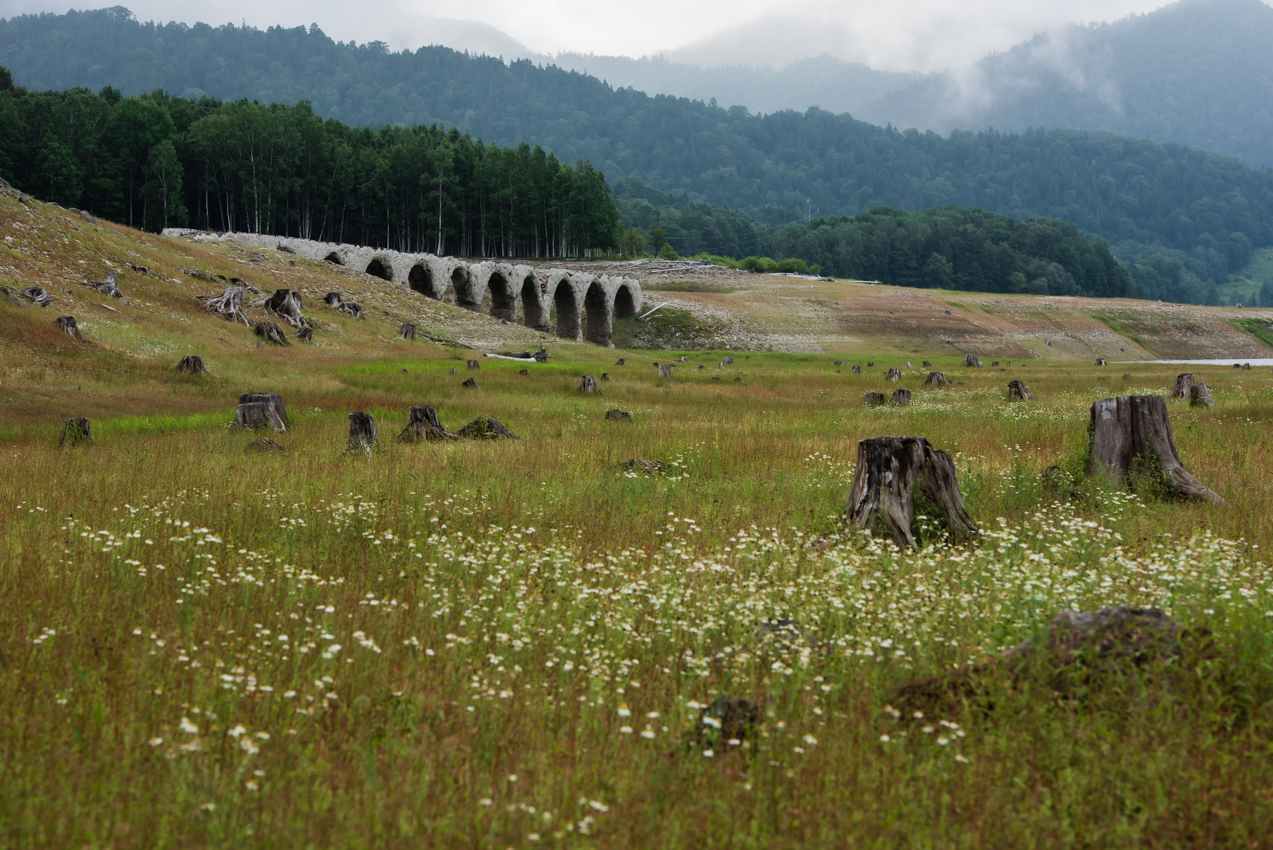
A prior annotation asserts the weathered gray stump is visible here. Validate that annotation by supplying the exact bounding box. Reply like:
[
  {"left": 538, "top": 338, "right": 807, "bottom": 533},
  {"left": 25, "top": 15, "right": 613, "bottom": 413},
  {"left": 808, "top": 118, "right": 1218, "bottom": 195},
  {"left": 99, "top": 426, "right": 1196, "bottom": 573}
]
[
  {"left": 449, "top": 367, "right": 458, "bottom": 375},
  {"left": 176, "top": 355, "right": 206, "bottom": 375},
  {"left": 297, "top": 326, "right": 313, "bottom": 342},
  {"left": 845, "top": 436, "right": 979, "bottom": 548},
  {"left": 922, "top": 360, "right": 932, "bottom": 367},
  {"left": 519, "top": 369, "right": 529, "bottom": 376},
  {"left": 963, "top": 354, "right": 981, "bottom": 368},
  {"left": 1189, "top": 382, "right": 1215, "bottom": 408},
  {"left": 0, "top": 285, "right": 25, "bottom": 308},
  {"left": 81, "top": 272, "right": 127, "bottom": 303},
  {"left": 1169, "top": 373, "right": 1196, "bottom": 400},
  {"left": 601, "top": 373, "right": 612, "bottom": 381},
  {"left": 834, "top": 359, "right": 842, "bottom": 366},
  {"left": 723, "top": 356, "right": 734, "bottom": 365},
  {"left": 396, "top": 405, "right": 456, "bottom": 442},
  {"left": 55, "top": 315, "right": 85, "bottom": 340},
  {"left": 533, "top": 347, "right": 549, "bottom": 362},
  {"left": 658, "top": 364, "right": 674, "bottom": 378},
  {"left": 864, "top": 391, "right": 887, "bottom": 406},
  {"left": 1007, "top": 379, "right": 1036, "bottom": 401},
  {"left": 1123, "top": 373, "right": 1131, "bottom": 380},
  {"left": 734, "top": 376, "right": 742, "bottom": 382},
  {"left": 323, "top": 292, "right": 343, "bottom": 308},
  {"left": 198, "top": 286, "right": 251, "bottom": 325},
  {"left": 254, "top": 321, "right": 288, "bottom": 345},
  {"left": 346, "top": 412, "right": 377, "bottom": 453},
  {"left": 615, "top": 358, "right": 625, "bottom": 366},
  {"left": 886, "top": 367, "right": 901, "bottom": 381},
  {"left": 925, "top": 371, "right": 949, "bottom": 386},
  {"left": 1096, "top": 358, "right": 1107, "bottom": 366},
  {"left": 905, "top": 361, "right": 912, "bottom": 368},
  {"left": 462, "top": 377, "right": 478, "bottom": 388},
  {"left": 867, "top": 361, "right": 875, "bottom": 367},
  {"left": 1087, "top": 395, "right": 1222, "bottom": 504},
  {"left": 891, "top": 388, "right": 912, "bottom": 406},
  {"left": 851, "top": 365, "right": 862, "bottom": 375},
  {"left": 60, "top": 417, "right": 93, "bottom": 446},
  {"left": 579, "top": 375, "right": 602, "bottom": 394},
  {"left": 341, "top": 301, "right": 363, "bottom": 319},
  {"left": 990, "top": 361, "right": 999, "bottom": 367},
  {"left": 233, "top": 402, "right": 285, "bottom": 431},
  {"left": 678, "top": 356, "right": 689, "bottom": 363},
  {"left": 399, "top": 323, "right": 417, "bottom": 340},
  {"left": 466, "top": 359, "right": 481, "bottom": 370},
  {"left": 457, "top": 417, "right": 517, "bottom": 439},
  {"left": 24, "top": 286, "right": 55, "bottom": 307},
  {"left": 605, "top": 409, "right": 633, "bottom": 423},
  {"left": 239, "top": 392, "right": 289, "bottom": 428},
  {"left": 265, "top": 289, "right": 307, "bottom": 329},
  {"left": 1242, "top": 363, "right": 1252, "bottom": 371}
]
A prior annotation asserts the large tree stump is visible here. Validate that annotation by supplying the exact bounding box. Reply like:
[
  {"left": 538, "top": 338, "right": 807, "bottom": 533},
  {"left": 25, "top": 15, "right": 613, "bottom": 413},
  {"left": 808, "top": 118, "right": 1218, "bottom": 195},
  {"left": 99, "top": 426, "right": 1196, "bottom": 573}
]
[
  {"left": 21, "top": 286, "right": 54, "bottom": 307},
  {"left": 579, "top": 375, "right": 601, "bottom": 393},
  {"left": 658, "top": 364, "right": 674, "bottom": 378},
  {"left": 176, "top": 355, "right": 207, "bottom": 375},
  {"left": 397, "top": 405, "right": 457, "bottom": 442},
  {"left": 466, "top": 359, "right": 481, "bottom": 370},
  {"left": 323, "top": 292, "right": 343, "bottom": 308},
  {"left": 239, "top": 392, "right": 289, "bottom": 428},
  {"left": 891, "top": 388, "right": 912, "bottom": 406},
  {"left": 606, "top": 409, "right": 633, "bottom": 422},
  {"left": 922, "top": 360, "right": 932, "bottom": 367},
  {"left": 963, "top": 354, "right": 981, "bottom": 367},
  {"left": 297, "top": 326, "right": 313, "bottom": 342},
  {"left": 462, "top": 377, "right": 477, "bottom": 388},
  {"left": 1095, "top": 358, "right": 1107, "bottom": 366},
  {"left": 1189, "top": 382, "right": 1215, "bottom": 408},
  {"left": 886, "top": 367, "right": 901, "bottom": 381},
  {"left": 399, "top": 323, "right": 417, "bottom": 340},
  {"left": 924, "top": 371, "right": 949, "bottom": 386},
  {"left": 1242, "top": 362, "right": 1252, "bottom": 371},
  {"left": 346, "top": 412, "right": 377, "bottom": 453},
  {"left": 864, "top": 391, "right": 887, "bottom": 406},
  {"left": 55, "top": 315, "right": 87, "bottom": 341},
  {"left": 60, "top": 417, "right": 94, "bottom": 446},
  {"left": 81, "top": 272, "right": 127, "bottom": 303},
  {"left": 254, "top": 321, "right": 288, "bottom": 345},
  {"left": 456, "top": 417, "right": 517, "bottom": 439},
  {"left": 197, "top": 286, "right": 251, "bottom": 325},
  {"left": 1087, "top": 395, "right": 1222, "bottom": 503},
  {"left": 845, "top": 436, "right": 979, "bottom": 547},
  {"left": 233, "top": 402, "right": 285, "bottom": 431},
  {"left": 723, "top": 356, "right": 734, "bottom": 365},
  {"left": 601, "top": 373, "right": 611, "bottom": 381},
  {"left": 1169, "top": 373, "right": 1196, "bottom": 400},
  {"left": 851, "top": 365, "right": 862, "bottom": 375},
  {"left": 1007, "top": 379, "right": 1035, "bottom": 401},
  {"left": 264, "top": 289, "right": 308, "bottom": 329}
]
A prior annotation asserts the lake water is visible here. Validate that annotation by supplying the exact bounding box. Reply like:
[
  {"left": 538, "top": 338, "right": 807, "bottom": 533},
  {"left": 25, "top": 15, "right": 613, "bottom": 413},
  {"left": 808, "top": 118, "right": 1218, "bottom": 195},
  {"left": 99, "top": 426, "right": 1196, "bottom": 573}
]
[{"left": 1132, "top": 358, "right": 1273, "bottom": 367}]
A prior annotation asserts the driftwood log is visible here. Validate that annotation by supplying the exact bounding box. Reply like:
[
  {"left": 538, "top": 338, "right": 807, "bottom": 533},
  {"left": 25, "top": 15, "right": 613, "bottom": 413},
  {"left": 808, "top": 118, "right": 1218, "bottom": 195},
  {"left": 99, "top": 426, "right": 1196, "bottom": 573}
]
[
  {"left": 254, "top": 321, "right": 288, "bottom": 345},
  {"left": 891, "top": 388, "right": 912, "bottom": 406},
  {"left": 0, "top": 285, "right": 25, "bottom": 308},
  {"left": 239, "top": 393, "right": 289, "bottom": 428},
  {"left": 963, "top": 354, "right": 981, "bottom": 367},
  {"left": 396, "top": 405, "right": 457, "bottom": 442},
  {"left": 21, "top": 286, "right": 54, "bottom": 307},
  {"left": 233, "top": 402, "right": 285, "bottom": 431},
  {"left": 605, "top": 409, "right": 633, "bottom": 423},
  {"left": 864, "top": 391, "right": 887, "bottom": 406},
  {"left": 658, "top": 364, "right": 674, "bottom": 378},
  {"left": 198, "top": 286, "right": 251, "bottom": 325},
  {"left": 1169, "top": 373, "right": 1196, "bottom": 400},
  {"left": 456, "top": 417, "right": 517, "bottom": 440},
  {"left": 924, "top": 371, "right": 949, "bottom": 386},
  {"left": 264, "top": 289, "right": 308, "bottom": 329},
  {"left": 60, "top": 417, "right": 94, "bottom": 446},
  {"left": 1087, "top": 395, "right": 1222, "bottom": 504},
  {"left": 886, "top": 367, "right": 901, "bottom": 381},
  {"left": 1007, "top": 379, "right": 1036, "bottom": 401},
  {"left": 176, "top": 355, "right": 206, "bottom": 375},
  {"left": 845, "top": 436, "right": 978, "bottom": 547},
  {"left": 462, "top": 377, "right": 477, "bottom": 388},
  {"left": 399, "top": 323, "right": 417, "bottom": 340},
  {"left": 346, "top": 412, "right": 378, "bottom": 453},
  {"left": 466, "top": 359, "right": 481, "bottom": 370},
  {"left": 55, "top": 315, "right": 87, "bottom": 341},
  {"left": 579, "top": 375, "right": 601, "bottom": 394},
  {"left": 1189, "top": 382, "right": 1215, "bottom": 408}
]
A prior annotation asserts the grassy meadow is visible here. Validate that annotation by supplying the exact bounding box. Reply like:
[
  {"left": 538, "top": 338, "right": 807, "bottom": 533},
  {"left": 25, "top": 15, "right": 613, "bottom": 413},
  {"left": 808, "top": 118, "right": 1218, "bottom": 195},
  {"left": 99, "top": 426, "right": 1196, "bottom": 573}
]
[{"left": 3, "top": 346, "right": 1273, "bottom": 848}]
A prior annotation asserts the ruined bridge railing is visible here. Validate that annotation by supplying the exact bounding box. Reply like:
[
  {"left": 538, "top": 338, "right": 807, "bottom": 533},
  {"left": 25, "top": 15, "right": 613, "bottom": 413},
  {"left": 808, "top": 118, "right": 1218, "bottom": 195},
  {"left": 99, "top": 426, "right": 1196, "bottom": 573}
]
[{"left": 161, "top": 231, "right": 643, "bottom": 347}]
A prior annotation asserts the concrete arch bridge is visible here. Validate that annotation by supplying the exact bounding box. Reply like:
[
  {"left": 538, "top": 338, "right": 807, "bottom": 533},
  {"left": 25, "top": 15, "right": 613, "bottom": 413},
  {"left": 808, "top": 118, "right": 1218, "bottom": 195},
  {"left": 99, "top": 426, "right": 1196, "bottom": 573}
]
[{"left": 162, "top": 231, "right": 643, "bottom": 346}]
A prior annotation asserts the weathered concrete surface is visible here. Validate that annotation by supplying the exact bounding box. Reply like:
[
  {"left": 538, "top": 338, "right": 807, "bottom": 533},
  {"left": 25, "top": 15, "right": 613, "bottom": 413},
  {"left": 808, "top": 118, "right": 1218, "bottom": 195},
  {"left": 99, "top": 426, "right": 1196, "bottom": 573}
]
[{"left": 161, "top": 231, "right": 642, "bottom": 346}]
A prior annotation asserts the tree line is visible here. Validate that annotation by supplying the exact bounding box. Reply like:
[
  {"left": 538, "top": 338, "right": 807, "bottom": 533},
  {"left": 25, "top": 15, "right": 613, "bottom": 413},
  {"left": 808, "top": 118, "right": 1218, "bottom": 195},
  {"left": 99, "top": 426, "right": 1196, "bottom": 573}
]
[{"left": 0, "top": 69, "right": 621, "bottom": 257}]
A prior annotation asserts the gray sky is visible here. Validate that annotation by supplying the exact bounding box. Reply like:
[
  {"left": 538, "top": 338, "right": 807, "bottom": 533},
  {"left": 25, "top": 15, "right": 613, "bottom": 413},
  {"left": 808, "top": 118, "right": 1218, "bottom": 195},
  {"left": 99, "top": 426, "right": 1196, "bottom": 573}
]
[{"left": 0, "top": 0, "right": 1224, "bottom": 70}]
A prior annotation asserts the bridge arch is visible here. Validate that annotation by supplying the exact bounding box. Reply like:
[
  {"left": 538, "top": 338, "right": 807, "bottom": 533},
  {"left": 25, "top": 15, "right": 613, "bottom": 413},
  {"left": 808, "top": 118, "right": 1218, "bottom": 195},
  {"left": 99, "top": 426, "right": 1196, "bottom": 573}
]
[
  {"left": 324, "top": 252, "right": 343, "bottom": 265},
  {"left": 408, "top": 263, "right": 435, "bottom": 298},
  {"left": 553, "top": 281, "right": 581, "bottom": 341},
  {"left": 583, "top": 278, "right": 612, "bottom": 346},
  {"left": 520, "top": 272, "right": 546, "bottom": 330},
  {"left": 366, "top": 258, "right": 393, "bottom": 282},
  {"left": 614, "top": 281, "right": 638, "bottom": 318}
]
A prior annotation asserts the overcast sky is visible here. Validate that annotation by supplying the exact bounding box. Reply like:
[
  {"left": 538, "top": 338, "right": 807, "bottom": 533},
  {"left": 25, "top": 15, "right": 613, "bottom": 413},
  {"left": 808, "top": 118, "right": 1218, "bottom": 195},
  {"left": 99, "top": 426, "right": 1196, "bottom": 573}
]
[{"left": 1, "top": 0, "right": 1227, "bottom": 70}]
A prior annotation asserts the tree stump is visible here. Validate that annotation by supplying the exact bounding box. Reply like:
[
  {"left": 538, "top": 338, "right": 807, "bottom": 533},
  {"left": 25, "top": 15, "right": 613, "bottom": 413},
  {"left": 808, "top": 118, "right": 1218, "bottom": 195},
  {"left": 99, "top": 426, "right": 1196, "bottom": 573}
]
[
  {"left": 924, "top": 371, "right": 949, "bottom": 386},
  {"left": 449, "top": 367, "right": 458, "bottom": 375},
  {"left": 864, "top": 391, "right": 887, "bottom": 406},
  {"left": 1242, "top": 363, "right": 1252, "bottom": 371},
  {"left": 621, "top": 459, "right": 665, "bottom": 473},
  {"left": 698, "top": 365, "right": 705, "bottom": 370},
  {"left": 834, "top": 359, "right": 842, "bottom": 366},
  {"left": 990, "top": 361, "right": 999, "bottom": 367},
  {"left": 466, "top": 359, "right": 480, "bottom": 370},
  {"left": 462, "top": 377, "right": 477, "bottom": 388},
  {"left": 615, "top": 358, "right": 625, "bottom": 366},
  {"left": 723, "top": 356, "right": 734, "bottom": 365},
  {"left": 1087, "top": 396, "right": 1222, "bottom": 503},
  {"left": 81, "top": 272, "right": 127, "bottom": 303},
  {"left": 176, "top": 355, "right": 206, "bottom": 375},
  {"left": 519, "top": 369, "right": 529, "bottom": 376},
  {"left": 233, "top": 402, "right": 285, "bottom": 431},
  {"left": 346, "top": 412, "right": 377, "bottom": 453},
  {"left": 457, "top": 417, "right": 517, "bottom": 439},
  {"left": 851, "top": 365, "right": 862, "bottom": 375},
  {"left": 605, "top": 409, "right": 633, "bottom": 423},
  {"left": 845, "top": 436, "right": 979, "bottom": 547},
  {"left": 579, "top": 375, "right": 602, "bottom": 393},
  {"left": 399, "top": 323, "right": 417, "bottom": 340},
  {"left": 60, "top": 417, "right": 94, "bottom": 447},
  {"left": 323, "top": 292, "right": 344, "bottom": 308},
  {"left": 265, "top": 289, "right": 308, "bottom": 329},
  {"left": 0, "top": 285, "right": 26, "bottom": 308},
  {"left": 239, "top": 393, "right": 289, "bottom": 428},
  {"left": 1123, "top": 373, "right": 1131, "bottom": 379},
  {"left": 396, "top": 405, "right": 456, "bottom": 442},
  {"left": 323, "top": 292, "right": 364, "bottom": 319},
  {"left": 867, "top": 361, "right": 874, "bottom": 367},
  {"left": 734, "top": 376, "right": 742, "bottom": 382},
  {"left": 922, "top": 360, "right": 932, "bottom": 367},
  {"left": 658, "top": 364, "right": 674, "bottom": 378},
  {"left": 1189, "top": 382, "right": 1215, "bottom": 408},
  {"left": 601, "top": 373, "right": 611, "bottom": 381},
  {"left": 244, "top": 438, "right": 285, "bottom": 453},
  {"left": 55, "top": 315, "right": 86, "bottom": 340},
  {"left": 886, "top": 367, "right": 901, "bottom": 381},
  {"left": 198, "top": 286, "right": 251, "bottom": 325},
  {"left": 254, "top": 321, "right": 288, "bottom": 345},
  {"left": 1095, "top": 358, "right": 1107, "bottom": 366},
  {"left": 1169, "top": 373, "right": 1196, "bottom": 400},
  {"left": 963, "top": 354, "right": 981, "bottom": 367},
  {"left": 891, "top": 388, "right": 912, "bottom": 406},
  {"left": 533, "top": 346, "right": 549, "bottom": 362},
  {"left": 297, "top": 326, "right": 313, "bottom": 342},
  {"left": 1007, "top": 379, "right": 1035, "bottom": 401},
  {"left": 678, "top": 356, "right": 688, "bottom": 363}
]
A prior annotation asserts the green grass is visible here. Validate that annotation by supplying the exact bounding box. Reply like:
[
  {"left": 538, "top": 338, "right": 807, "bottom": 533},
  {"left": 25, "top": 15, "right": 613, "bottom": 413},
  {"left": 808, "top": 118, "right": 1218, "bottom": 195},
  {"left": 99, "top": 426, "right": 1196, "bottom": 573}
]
[
  {"left": 1092, "top": 313, "right": 1151, "bottom": 353},
  {"left": 3, "top": 349, "right": 1273, "bottom": 847},
  {"left": 1231, "top": 318, "right": 1273, "bottom": 352},
  {"left": 1222, "top": 246, "right": 1273, "bottom": 305}
]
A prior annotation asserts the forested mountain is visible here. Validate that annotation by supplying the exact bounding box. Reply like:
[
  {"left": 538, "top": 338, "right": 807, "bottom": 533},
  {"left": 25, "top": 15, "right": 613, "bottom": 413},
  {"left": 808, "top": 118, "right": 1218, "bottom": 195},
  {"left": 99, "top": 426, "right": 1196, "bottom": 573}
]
[
  {"left": 0, "top": 80, "right": 621, "bottom": 257},
  {"left": 4, "top": 5, "right": 1273, "bottom": 304}
]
